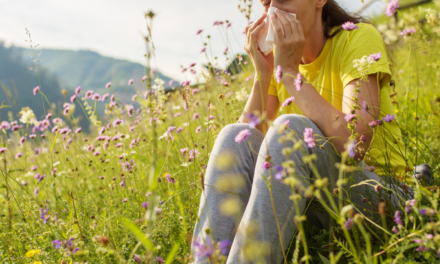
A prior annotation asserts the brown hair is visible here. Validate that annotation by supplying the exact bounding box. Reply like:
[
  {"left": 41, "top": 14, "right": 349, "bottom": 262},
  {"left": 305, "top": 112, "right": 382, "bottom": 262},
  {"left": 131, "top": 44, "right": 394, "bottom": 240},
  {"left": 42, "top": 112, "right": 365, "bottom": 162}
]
[{"left": 322, "top": 0, "right": 365, "bottom": 39}]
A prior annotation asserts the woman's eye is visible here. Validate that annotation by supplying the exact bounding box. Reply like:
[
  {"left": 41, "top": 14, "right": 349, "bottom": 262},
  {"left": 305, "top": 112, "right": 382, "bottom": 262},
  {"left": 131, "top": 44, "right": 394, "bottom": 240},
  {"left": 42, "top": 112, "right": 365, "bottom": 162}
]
[{"left": 263, "top": 1, "right": 270, "bottom": 6}]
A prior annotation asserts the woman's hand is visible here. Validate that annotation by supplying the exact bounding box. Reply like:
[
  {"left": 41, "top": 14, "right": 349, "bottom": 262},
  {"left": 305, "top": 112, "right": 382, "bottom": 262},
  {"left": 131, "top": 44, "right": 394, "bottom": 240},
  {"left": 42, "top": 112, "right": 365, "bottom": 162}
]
[
  {"left": 271, "top": 9, "right": 305, "bottom": 76},
  {"left": 244, "top": 13, "right": 274, "bottom": 77}
]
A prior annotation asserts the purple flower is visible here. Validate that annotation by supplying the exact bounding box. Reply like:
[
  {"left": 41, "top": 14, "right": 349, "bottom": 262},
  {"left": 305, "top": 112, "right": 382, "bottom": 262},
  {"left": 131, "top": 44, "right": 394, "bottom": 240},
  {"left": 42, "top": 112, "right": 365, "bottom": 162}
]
[
  {"left": 180, "top": 148, "right": 188, "bottom": 158},
  {"left": 281, "top": 96, "right": 295, "bottom": 107},
  {"left": 105, "top": 82, "right": 112, "bottom": 88},
  {"left": 362, "top": 101, "right": 368, "bottom": 114},
  {"left": 75, "top": 86, "right": 81, "bottom": 96},
  {"left": 400, "top": 28, "right": 416, "bottom": 38},
  {"left": 93, "top": 151, "right": 101, "bottom": 156},
  {"left": 0, "top": 147, "right": 6, "bottom": 154},
  {"left": 113, "top": 119, "right": 123, "bottom": 127},
  {"left": 134, "top": 254, "right": 142, "bottom": 263},
  {"left": 142, "top": 202, "right": 149, "bottom": 209},
  {"left": 63, "top": 108, "right": 70, "bottom": 115},
  {"left": 15, "top": 153, "right": 22, "bottom": 159},
  {"left": 246, "top": 113, "right": 260, "bottom": 128},
  {"left": 122, "top": 198, "right": 128, "bottom": 202},
  {"left": 347, "top": 141, "right": 356, "bottom": 158},
  {"left": 365, "top": 166, "right": 375, "bottom": 172},
  {"left": 193, "top": 238, "right": 214, "bottom": 258},
  {"left": 368, "top": 120, "right": 377, "bottom": 127},
  {"left": 394, "top": 210, "right": 403, "bottom": 225},
  {"left": 385, "top": 0, "right": 399, "bottom": 17},
  {"left": 304, "top": 128, "right": 315, "bottom": 148},
  {"left": 177, "top": 127, "right": 184, "bottom": 133},
  {"left": 73, "top": 248, "right": 79, "bottom": 254},
  {"left": 219, "top": 239, "right": 232, "bottom": 256},
  {"left": 70, "top": 95, "right": 77, "bottom": 103},
  {"left": 40, "top": 206, "right": 49, "bottom": 223},
  {"left": 235, "top": 129, "right": 251, "bottom": 144},
  {"left": 189, "top": 149, "right": 200, "bottom": 159},
  {"left": 344, "top": 218, "right": 353, "bottom": 230},
  {"left": 33, "top": 86, "right": 40, "bottom": 95},
  {"left": 295, "top": 72, "right": 302, "bottom": 91},
  {"left": 382, "top": 114, "right": 395, "bottom": 122},
  {"left": 53, "top": 240, "right": 61, "bottom": 249},
  {"left": 156, "top": 256, "right": 165, "bottom": 263},
  {"left": 193, "top": 113, "right": 200, "bottom": 120},
  {"left": 34, "top": 187, "right": 40, "bottom": 196},
  {"left": 75, "top": 128, "right": 82, "bottom": 134},
  {"left": 344, "top": 114, "right": 356, "bottom": 122},
  {"left": 0, "top": 121, "right": 10, "bottom": 130},
  {"left": 102, "top": 93, "right": 109, "bottom": 101},
  {"left": 275, "top": 65, "right": 283, "bottom": 83},
  {"left": 375, "top": 184, "right": 382, "bottom": 192},
  {"left": 85, "top": 90, "right": 94, "bottom": 99},
  {"left": 20, "top": 136, "right": 26, "bottom": 145},
  {"left": 420, "top": 209, "right": 426, "bottom": 216},
  {"left": 262, "top": 161, "right": 272, "bottom": 170},
  {"left": 342, "top": 22, "right": 358, "bottom": 31},
  {"left": 369, "top": 52, "right": 382, "bottom": 61},
  {"left": 128, "top": 79, "right": 134, "bottom": 85},
  {"left": 274, "top": 165, "right": 284, "bottom": 180},
  {"left": 195, "top": 126, "right": 202, "bottom": 133},
  {"left": 392, "top": 226, "right": 399, "bottom": 234}
]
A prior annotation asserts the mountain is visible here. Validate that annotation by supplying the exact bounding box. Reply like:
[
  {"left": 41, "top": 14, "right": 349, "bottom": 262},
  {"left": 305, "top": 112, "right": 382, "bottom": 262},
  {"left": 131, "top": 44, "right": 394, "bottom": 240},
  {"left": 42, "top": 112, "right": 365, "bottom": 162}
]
[{"left": 13, "top": 47, "right": 175, "bottom": 93}]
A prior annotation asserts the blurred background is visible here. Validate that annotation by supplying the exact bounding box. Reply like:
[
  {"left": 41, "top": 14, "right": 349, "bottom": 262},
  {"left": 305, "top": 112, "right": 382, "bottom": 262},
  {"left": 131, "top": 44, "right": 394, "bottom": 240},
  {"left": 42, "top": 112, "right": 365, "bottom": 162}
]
[{"left": 0, "top": 0, "right": 386, "bottom": 130}]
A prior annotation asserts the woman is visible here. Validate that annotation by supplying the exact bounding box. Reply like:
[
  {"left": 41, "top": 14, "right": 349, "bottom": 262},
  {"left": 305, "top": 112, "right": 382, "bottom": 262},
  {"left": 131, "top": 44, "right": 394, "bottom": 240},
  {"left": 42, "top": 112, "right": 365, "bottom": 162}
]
[{"left": 192, "top": 0, "right": 414, "bottom": 263}]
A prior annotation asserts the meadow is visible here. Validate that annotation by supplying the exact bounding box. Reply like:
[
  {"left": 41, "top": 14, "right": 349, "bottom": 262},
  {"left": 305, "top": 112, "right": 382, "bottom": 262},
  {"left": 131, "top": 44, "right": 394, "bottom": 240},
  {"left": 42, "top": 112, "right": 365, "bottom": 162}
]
[{"left": 1, "top": 1, "right": 440, "bottom": 263}]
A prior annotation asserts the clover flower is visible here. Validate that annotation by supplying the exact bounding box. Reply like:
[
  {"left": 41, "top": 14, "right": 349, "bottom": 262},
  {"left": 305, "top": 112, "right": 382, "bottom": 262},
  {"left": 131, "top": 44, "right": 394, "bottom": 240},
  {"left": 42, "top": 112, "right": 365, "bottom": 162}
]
[
  {"left": 156, "top": 256, "right": 165, "bottom": 263},
  {"left": 262, "top": 161, "right": 272, "bottom": 169},
  {"left": 394, "top": 210, "right": 403, "bottom": 225},
  {"left": 304, "top": 128, "right": 316, "bottom": 148},
  {"left": 281, "top": 96, "right": 295, "bottom": 107},
  {"left": 134, "top": 254, "right": 142, "bottom": 263},
  {"left": 235, "top": 129, "right": 251, "bottom": 143},
  {"left": 275, "top": 65, "right": 283, "bottom": 83},
  {"left": 385, "top": 0, "right": 399, "bottom": 17},
  {"left": 342, "top": 21, "right": 358, "bottom": 31}
]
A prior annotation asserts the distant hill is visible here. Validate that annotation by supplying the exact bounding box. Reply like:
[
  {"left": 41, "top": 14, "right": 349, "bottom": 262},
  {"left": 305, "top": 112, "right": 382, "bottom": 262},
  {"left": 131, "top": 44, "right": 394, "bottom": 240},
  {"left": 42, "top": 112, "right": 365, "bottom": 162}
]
[{"left": 13, "top": 47, "right": 175, "bottom": 93}]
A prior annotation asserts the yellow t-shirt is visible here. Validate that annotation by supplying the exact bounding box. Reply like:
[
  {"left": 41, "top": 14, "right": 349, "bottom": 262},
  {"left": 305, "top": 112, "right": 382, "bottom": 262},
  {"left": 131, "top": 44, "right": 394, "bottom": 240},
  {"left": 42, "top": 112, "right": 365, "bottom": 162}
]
[{"left": 268, "top": 23, "right": 409, "bottom": 177}]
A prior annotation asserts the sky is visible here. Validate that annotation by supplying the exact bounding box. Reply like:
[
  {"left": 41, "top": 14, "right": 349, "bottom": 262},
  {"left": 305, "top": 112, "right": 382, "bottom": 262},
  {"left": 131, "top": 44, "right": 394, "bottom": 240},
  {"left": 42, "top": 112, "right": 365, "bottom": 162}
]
[{"left": 0, "top": 0, "right": 386, "bottom": 82}]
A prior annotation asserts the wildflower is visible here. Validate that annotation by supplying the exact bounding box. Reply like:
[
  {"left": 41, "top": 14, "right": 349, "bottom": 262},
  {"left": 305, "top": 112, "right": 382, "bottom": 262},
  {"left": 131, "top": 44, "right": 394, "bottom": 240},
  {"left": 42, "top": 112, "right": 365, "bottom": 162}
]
[
  {"left": 113, "top": 119, "right": 123, "bottom": 127},
  {"left": 132, "top": 94, "right": 138, "bottom": 101},
  {"left": 420, "top": 209, "right": 426, "bottom": 216},
  {"left": 63, "top": 108, "right": 70, "bottom": 115},
  {"left": 177, "top": 127, "right": 184, "bottom": 133},
  {"left": 34, "top": 187, "right": 39, "bottom": 196},
  {"left": 304, "top": 128, "right": 316, "bottom": 148},
  {"left": 20, "top": 136, "right": 26, "bottom": 145},
  {"left": 347, "top": 140, "right": 356, "bottom": 158},
  {"left": 275, "top": 65, "right": 283, "bottom": 83},
  {"left": 193, "top": 113, "right": 200, "bottom": 120},
  {"left": 392, "top": 226, "right": 399, "bottom": 234},
  {"left": 134, "top": 254, "right": 142, "bottom": 263},
  {"left": 369, "top": 52, "right": 381, "bottom": 61},
  {"left": 102, "top": 93, "right": 109, "bottom": 101},
  {"left": 219, "top": 239, "right": 232, "bottom": 256},
  {"left": 110, "top": 94, "right": 115, "bottom": 102},
  {"left": 180, "top": 148, "right": 189, "bottom": 158},
  {"left": 142, "top": 76, "right": 148, "bottom": 82},
  {"left": 400, "top": 28, "right": 416, "bottom": 38},
  {"left": 262, "top": 161, "right": 272, "bottom": 169},
  {"left": 128, "top": 79, "right": 134, "bottom": 85},
  {"left": 224, "top": 47, "right": 229, "bottom": 53},
  {"left": 344, "top": 114, "right": 356, "bottom": 122},
  {"left": 127, "top": 105, "right": 134, "bottom": 117},
  {"left": 295, "top": 72, "right": 302, "bottom": 91},
  {"left": 15, "top": 152, "right": 23, "bottom": 159},
  {"left": 156, "top": 256, "right": 165, "bottom": 263},
  {"left": 235, "top": 129, "right": 251, "bottom": 144},
  {"left": 193, "top": 238, "right": 214, "bottom": 258},
  {"left": 122, "top": 198, "right": 128, "bottom": 202},
  {"left": 38, "top": 174, "right": 46, "bottom": 183},
  {"left": 394, "top": 210, "right": 403, "bottom": 225},
  {"left": 273, "top": 165, "right": 285, "bottom": 180},
  {"left": 75, "top": 86, "right": 81, "bottom": 96},
  {"left": 25, "top": 249, "right": 41, "bottom": 258},
  {"left": 33, "top": 86, "right": 40, "bottom": 95},
  {"left": 192, "top": 88, "right": 200, "bottom": 95},
  {"left": 344, "top": 218, "right": 353, "bottom": 230},
  {"left": 281, "top": 97, "right": 295, "bottom": 107},
  {"left": 200, "top": 47, "right": 207, "bottom": 53},
  {"left": 31, "top": 165, "right": 38, "bottom": 171},
  {"left": 151, "top": 69, "right": 157, "bottom": 76},
  {"left": 0, "top": 147, "right": 6, "bottom": 154},
  {"left": 189, "top": 149, "right": 200, "bottom": 159},
  {"left": 73, "top": 248, "right": 80, "bottom": 254},
  {"left": 342, "top": 21, "right": 358, "bottom": 31},
  {"left": 34, "top": 148, "right": 40, "bottom": 156},
  {"left": 385, "top": 0, "right": 399, "bottom": 17},
  {"left": 196, "top": 126, "right": 202, "bottom": 133},
  {"left": 92, "top": 93, "right": 101, "bottom": 101},
  {"left": 93, "top": 151, "right": 101, "bottom": 156},
  {"left": 142, "top": 202, "right": 149, "bottom": 209},
  {"left": 99, "top": 126, "right": 106, "bottom": 135},
  {"left": 115, "top": 143, "right": 123, "bottom": 148},
  {"left": 382, "top": 114, "right": 395, "bottom": 122},
  {"left": 246, "top": 113, "right": 260, "bottom": 128},
  {"left": 0, "top": 121, "right": 10, "bottom": 130},
  {"left": 368, "top": 120, "right": 377, "bottom": 127},
  {"left": 375, "top": 184, "right": 382, "bottom": 192},
  {"left": 53, "top": 240, "right": 61, "bottom": 249},
  {"left": 85, "top": 90, "right": 94, "bottom": 99},
  {"left": 365, "top": 166, "right": 375, "bottom": 172},
  {"left": 105, "top": 82, "right": 112, "bottom": 88},
  {"left": 74, "top": 127, "right": 82, "bottom": 134}
]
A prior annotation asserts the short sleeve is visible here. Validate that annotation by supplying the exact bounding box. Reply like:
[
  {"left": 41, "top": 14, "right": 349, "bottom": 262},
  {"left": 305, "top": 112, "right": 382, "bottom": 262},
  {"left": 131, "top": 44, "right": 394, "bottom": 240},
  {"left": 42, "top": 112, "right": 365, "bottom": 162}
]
[
  {"left": 268, "top": 73, "right": 278, "bottom": 96},
  {"left": 339, "top": 24, "right": 392, "bottom": 89}
]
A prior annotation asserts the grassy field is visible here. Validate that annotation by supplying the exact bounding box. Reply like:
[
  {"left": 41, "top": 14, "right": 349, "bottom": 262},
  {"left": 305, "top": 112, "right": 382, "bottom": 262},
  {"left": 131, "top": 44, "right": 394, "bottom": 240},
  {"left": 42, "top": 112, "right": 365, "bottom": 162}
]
[{"left": 1, "top": 2, "right": 440, "bottom": 264}]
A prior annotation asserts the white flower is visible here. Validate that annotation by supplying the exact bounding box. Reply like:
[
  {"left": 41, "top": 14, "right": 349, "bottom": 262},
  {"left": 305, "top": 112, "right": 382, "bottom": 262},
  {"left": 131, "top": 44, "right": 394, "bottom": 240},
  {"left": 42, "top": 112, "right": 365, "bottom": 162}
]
[
  {"left": 19, "top": 109, "right": 38, "bottom": 125},
  {"left": 353, "top": 56, "right": 376, "bottom": 81},
  {"left": 181, "top": 162, "right": 191, "bottom": 167},
  {"left": 172, "top": 105, "right": 181, "bottom": 110},
  {"left": 183, "top": 122, "right": 189, "bottom": 127}
]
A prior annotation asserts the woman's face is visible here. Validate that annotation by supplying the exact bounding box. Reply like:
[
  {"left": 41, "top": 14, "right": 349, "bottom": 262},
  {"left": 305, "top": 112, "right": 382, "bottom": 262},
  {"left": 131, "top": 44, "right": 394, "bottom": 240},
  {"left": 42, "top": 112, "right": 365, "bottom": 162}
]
[{"left": 261, "top": 0, "right": 326, "bottom": 38}]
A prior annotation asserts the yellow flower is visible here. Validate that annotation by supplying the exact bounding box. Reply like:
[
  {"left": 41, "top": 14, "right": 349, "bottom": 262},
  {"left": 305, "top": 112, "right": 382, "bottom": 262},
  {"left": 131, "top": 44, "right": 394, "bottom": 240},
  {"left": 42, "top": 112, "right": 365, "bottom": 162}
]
[
  {"left": 34, "top": 261, "right": 42, "bottom": 264},
  {"left": 25, "top": 249, "right": 40, "bottom": 258}
]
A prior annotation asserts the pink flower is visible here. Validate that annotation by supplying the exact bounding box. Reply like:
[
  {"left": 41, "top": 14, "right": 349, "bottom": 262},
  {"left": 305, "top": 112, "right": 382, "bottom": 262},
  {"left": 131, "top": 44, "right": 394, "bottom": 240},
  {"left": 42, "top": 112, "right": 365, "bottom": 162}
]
[
  {"left": 52, "top": 125, "right": 59, "bottom": 133},
  {"left": 295, "top": 72, "right": 302, "bottom": 91},
  {"left": 127, "top": 106, "right": 134, "bottom": 117},
  {"left": 33, "top": 86, "right": 40, "bottom": 95},
  {"left": 369, "top": 52, "right": 382, "bottom": 61},
  {"left": 200, "top": 47, "right": 207, "bottom": 53},
  {"left": 262, "top": 161, "right": 272, "bottom": 169},
  {"left": 224, "top": 47, "right": 229, "bottom": 53},
  {"left": 385, "top": 0, "right": 399, "bottom": 17},
  {"left": 63, "top": 108, "right": 70, "bottom": 115},
  {"left": 122, "top": 198, "right": 128, "bottom": 202},
  {"left": 85, "top": 90, "right": 94, "bottom": 99},
  {"left": 102, "top": 93, "right": 109, "bottom": 101},
  {"left": 275, "top": 65, "right": 283, "bottom": 83},
  {"left": 193, "top": 113, "right": 200, "bottom": 120},
  {"left": 105, "top": 82, "right": 112, "bottom": 88},
  {"left": 195, "top": 126, "right": 202, "bottom": 133},
  {"left": 115, "top": 143, "right": 123, "bottom": 148},
  {"left": 75, "top": 86, "right": 81, "bottom": 96},
  {"left": 192, "top": 89, "right": 200, "bottom": 95},
  {"left": 235, "top": 129, "right": 251, "bottom": 144},
  {"left": 92, "top": 93, "right": 101, "bottom": 101},
  {"left": 75, "top": 128, "right": 82, "bottom": 134},
  {"left": 208, "top": 115, "right": 215, "bottom": 120},
  {"left": 0, "top": 147, "right": 6, "bottom": 154},
  {"left": 368, "top": 120, "right": 377, "bottom": 127},
  {"left": 31, "top": 165, "right": 38, "bottom": 171},
  {"left": 113, "top": 119, "right": 123, "bottom": 127},
  {"left": 375, "top": 184, "right": 382, "bottom": 192},
  {"left": 46, "top": 113, "right": 53, "bottom": 119},
  {"left": 34, "top": 187, "right": 39, "bottom": 196},
  {"left": 177, "top": 127, "right": 184, "bottom": 133},
  {"left": 142, "top": 76, "right": 148, "bottom": 82},
  {"left": 99, "top": 127, "right": 106, "bottom": 135},
  {"left": 0, "top": 121, "right": 10, "bottom": 130},
  {"left": 344, "top": 218, "right": 353, "bottom": 230},
  {"left": 281, "top": 97, "right": 295, "bottom": 107},
  {"left": 128, "top": 79, "right": 134, "bottom": 85},
  {"left": 15, "top": 152, "right": 23, "bottom": 159},
  {"left": 70, "top": 95, "right": 77, "bottom": 103},
  {"left": 189, "top": 149, "right": 200, "bottom": 159},
  {"left": 93, "top": 151, "right": 101, "bottom": 156},
  {"left": 400, "top": 28, "right": 416, "bottom": 38},
  {"left": 169, "top": 80, "right": 174, "bottom": 86},
  {"left": 20, "top": 136, "right": 26, "bottom": 145},
  {"left": 29, "top": 134, "right": 36, "bottom": 139},
  {"left": 132, "top": 94, "right": 138, "bottom": 101},
  {"left": 304, "top": 128, "right": 316, "bottom": 148},
  {"left": 174, "top": 112, "right": 181, "bottom": 117},
  {"left": 196, "top": 29, "right": 203, "bottom": 35},
  {"left": 342, "top": 22, "right": 358, "bottom": 31},
  {"left": 344, "top": 114, "right": 356, "bottom": 122},
  {"left": 180, "top": 148, "right": 188, "bottom": 158},
  {"left": 110, "top": 94, "right": 115, "bottom": 102}
]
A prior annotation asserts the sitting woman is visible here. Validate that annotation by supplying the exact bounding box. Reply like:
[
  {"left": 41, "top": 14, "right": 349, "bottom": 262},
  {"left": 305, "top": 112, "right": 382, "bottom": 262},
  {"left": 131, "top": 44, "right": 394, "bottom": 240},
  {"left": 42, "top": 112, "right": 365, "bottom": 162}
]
[{"left": 192, "top": 0, "right": 413, "bottom": 263}]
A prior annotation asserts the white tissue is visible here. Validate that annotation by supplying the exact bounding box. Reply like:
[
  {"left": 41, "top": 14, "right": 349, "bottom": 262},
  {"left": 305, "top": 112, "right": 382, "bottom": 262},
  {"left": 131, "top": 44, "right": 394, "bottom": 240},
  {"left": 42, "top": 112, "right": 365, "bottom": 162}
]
[{"left": 257, "top": 7, "right": 296, "bottom": 55}]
